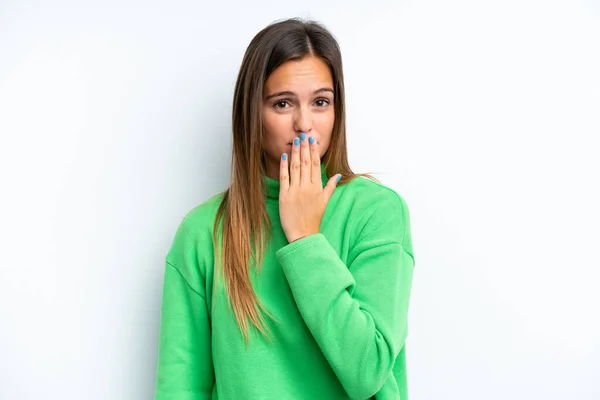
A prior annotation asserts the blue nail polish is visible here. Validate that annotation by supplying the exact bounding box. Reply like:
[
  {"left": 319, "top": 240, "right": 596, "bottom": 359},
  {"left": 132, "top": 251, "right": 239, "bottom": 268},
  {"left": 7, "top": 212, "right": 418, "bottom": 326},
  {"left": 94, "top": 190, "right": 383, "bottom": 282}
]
[
  {"left": 300, "top": 133, "right": 306, "bottom": 141},
  {"left": 282, "top": 153, "right": 287, "bottom": 160},
  {"left": 294, "top": 138, "right": 300, "bottom": 146},
  {"left": 335, "top": 175, "right": 341, "bottom": 183},
  {"left": 309, "top": 137, "right": 315, "bottom": 145}
]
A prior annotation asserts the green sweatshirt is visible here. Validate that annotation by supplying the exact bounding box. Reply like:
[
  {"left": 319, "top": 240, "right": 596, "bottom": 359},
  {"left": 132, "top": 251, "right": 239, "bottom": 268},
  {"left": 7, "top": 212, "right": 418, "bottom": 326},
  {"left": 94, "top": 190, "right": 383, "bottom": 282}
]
[{"left": 155, "top": 164, "right": 415, "bottom": 400}]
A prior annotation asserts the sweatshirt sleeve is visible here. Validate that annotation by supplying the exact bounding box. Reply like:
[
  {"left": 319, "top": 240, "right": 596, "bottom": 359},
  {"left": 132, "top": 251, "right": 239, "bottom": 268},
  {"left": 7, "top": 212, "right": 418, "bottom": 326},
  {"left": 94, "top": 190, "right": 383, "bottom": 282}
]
[
  {"left": 155, "top": 219, "right": 214, "bottom": 400},
  {"left": 275, "top": 192, "right": 415, "bottom": 400}
]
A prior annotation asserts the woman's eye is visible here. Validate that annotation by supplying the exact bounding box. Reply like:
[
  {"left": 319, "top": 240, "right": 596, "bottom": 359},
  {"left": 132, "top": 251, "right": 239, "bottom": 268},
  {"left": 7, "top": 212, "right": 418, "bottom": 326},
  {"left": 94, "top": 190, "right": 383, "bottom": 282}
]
[
  {"left": 274, "top": 100, "right": 289, "bottom": 109},
  {"left": 274, "top": 99, "right": 330, "bottom": 109}
]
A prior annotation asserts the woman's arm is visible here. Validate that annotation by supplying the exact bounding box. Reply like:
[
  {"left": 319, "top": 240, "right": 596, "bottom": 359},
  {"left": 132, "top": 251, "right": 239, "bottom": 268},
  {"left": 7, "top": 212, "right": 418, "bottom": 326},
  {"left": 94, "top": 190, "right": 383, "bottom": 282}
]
[
  {"left": 155, "top": 220, "right": 214, "bottom": 400},
  {"left": 276, "top": 192, "right": 415, "bottom": 400}
]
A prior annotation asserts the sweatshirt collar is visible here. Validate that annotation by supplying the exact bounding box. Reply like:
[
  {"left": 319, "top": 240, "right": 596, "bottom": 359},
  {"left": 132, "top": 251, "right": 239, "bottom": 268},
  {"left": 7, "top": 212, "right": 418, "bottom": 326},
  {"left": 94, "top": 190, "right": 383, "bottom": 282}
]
[{"left": 264, "top": 163, "right": 329, "bottom": 199}]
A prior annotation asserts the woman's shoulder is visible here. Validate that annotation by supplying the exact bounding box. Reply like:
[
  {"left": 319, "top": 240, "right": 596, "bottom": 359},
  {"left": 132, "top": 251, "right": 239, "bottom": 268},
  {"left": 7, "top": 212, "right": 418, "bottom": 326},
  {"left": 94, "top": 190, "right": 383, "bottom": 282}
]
[
  {"left": 342, "top": 175, "right": 410, "bottom": 212},
  {"left": 340, "top": 175, "right": 413, "bottom": 252},
  {"left": 165, "top": 191, "right": 226, "bottom": 296},
  {"left": 182, "top": 191, "right": 225, "bottom": 227},
  {"left": 171, "top": 190, "right": 226, "bottom": 246}
]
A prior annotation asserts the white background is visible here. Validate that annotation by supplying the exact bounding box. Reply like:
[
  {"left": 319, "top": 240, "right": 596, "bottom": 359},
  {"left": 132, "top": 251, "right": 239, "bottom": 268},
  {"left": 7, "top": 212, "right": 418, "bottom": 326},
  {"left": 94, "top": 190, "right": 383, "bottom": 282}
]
[{"left": 1, "top": 0, "right": 599, "bottom": 399}]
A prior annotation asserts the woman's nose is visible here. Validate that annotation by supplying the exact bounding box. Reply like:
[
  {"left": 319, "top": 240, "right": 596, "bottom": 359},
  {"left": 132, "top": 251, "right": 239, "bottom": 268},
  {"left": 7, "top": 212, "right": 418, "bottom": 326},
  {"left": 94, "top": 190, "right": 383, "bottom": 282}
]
[{"left": 294, "top": 106, "right": 313, "bottom": 134}]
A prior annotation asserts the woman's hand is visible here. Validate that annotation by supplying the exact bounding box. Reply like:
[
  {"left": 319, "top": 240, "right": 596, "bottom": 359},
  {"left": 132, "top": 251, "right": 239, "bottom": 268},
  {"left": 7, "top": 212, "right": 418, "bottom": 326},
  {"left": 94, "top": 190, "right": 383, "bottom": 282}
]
[{"left": 279, "top": 133, "right": 341, "bottom": 243}]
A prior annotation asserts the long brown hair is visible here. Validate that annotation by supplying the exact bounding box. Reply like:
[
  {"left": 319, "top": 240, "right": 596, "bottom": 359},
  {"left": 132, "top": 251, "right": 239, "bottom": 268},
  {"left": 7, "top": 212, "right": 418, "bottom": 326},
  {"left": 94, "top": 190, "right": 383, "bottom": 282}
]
[{"left": 213, "top": 17, "right": 377, "bottom": 345}]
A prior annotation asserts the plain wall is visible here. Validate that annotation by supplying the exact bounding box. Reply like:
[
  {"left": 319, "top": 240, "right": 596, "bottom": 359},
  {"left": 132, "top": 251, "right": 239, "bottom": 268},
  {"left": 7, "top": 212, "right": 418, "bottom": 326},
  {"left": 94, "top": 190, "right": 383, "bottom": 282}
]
[{"left": 1, "top": 0, "right": 599, "bottom": 398}]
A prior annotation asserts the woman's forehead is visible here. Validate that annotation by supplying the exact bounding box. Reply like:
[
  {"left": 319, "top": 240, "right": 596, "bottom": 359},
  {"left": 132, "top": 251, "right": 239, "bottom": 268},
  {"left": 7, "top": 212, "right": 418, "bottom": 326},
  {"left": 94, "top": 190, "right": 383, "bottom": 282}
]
[{"left": 265, "top": 56, "right": 333, "bottom": 93}]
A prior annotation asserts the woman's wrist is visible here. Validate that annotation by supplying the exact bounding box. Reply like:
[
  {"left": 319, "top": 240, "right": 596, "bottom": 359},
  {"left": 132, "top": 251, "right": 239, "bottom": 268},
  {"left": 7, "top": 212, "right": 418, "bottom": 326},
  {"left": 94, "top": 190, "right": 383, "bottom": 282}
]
[
  {"left": 291, "top": 235, "right": 307, "bottom": 243},
  {"left": 290, "top": 232, "right": 318, "bottom": 243}
]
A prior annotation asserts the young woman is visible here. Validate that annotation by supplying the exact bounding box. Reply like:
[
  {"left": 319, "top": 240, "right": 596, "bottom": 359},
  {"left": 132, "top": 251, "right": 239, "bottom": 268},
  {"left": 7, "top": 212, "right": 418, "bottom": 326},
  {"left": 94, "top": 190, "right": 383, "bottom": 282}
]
[{"left": 155, "top": 18, "right": 416, "bottom": 400}]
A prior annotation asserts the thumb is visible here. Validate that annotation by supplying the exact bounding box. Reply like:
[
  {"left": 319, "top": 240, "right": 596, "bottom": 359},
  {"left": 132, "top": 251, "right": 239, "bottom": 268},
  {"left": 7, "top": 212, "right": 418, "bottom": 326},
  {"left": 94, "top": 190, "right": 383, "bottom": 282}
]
[{"left": 323, "top": 174, "right": 341, "bottom": 203}]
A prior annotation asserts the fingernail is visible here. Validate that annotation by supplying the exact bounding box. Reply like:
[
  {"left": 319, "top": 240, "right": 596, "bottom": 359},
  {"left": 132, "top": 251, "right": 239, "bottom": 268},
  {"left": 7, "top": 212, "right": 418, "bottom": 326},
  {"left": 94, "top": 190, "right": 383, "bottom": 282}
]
[
  {"left": 294, "top": 138, "right": 300, "bottom": 146},
  {"left": 282, "top": 153, "right": 287, "bottom": 160},
  {"left": 335, "top": 174, "right": 342, "bottom": 183},
  {"left": 300, "top": 133, "right": 306, "bottom": 141},
  {"left": 309, "top": 137, "right": 315, "bottom": 145}
]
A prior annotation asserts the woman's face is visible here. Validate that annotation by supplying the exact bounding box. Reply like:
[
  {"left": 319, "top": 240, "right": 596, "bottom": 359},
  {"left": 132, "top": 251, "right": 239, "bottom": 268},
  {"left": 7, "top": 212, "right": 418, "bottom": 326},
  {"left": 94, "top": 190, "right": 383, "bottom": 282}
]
[{"left": 261, "top": 55, "right": 335, "bottom": 180}]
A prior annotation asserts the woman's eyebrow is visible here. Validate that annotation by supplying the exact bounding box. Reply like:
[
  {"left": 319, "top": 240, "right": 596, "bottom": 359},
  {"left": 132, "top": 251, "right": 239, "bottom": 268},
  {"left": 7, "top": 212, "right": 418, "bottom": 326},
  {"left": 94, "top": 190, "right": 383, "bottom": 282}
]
[{"left": 264, "top": 87, "right": 334, "bottom": 100}]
